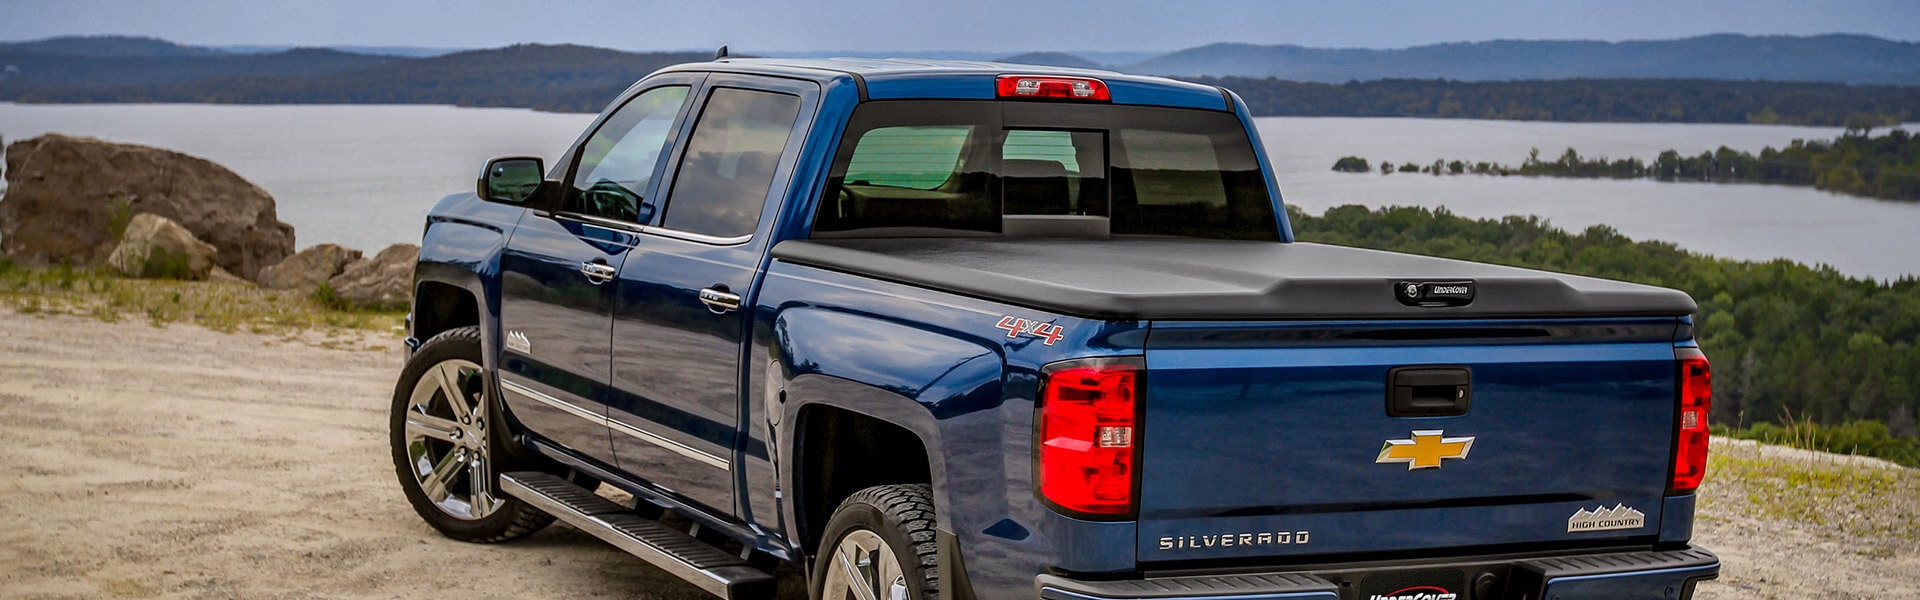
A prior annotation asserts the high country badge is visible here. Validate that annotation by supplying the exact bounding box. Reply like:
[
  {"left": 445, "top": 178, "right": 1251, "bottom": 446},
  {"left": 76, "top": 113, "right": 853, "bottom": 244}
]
[{"left": 1566, "top": 503, "right": 1646, "bottom": 533}]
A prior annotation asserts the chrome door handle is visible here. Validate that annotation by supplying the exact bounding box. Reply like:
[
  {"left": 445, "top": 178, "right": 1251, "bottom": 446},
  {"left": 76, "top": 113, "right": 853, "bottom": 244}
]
[
  {"left": 579, "top": 261, "right": 617, "bottom": 284},
  {"left": 698, "top": 286, "right": 741, "bottom": 314}
]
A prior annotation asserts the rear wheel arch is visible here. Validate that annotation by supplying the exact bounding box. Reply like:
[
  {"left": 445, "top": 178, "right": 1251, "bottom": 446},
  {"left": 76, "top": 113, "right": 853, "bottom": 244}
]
[{"left": 792, "top": 402, "right": 939, "bottom": 558}]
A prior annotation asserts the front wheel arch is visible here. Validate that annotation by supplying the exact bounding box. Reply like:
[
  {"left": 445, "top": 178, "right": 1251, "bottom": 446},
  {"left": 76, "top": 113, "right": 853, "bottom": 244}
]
[{"left": 390, "top": 326, "right": 555, "bottom": 543}]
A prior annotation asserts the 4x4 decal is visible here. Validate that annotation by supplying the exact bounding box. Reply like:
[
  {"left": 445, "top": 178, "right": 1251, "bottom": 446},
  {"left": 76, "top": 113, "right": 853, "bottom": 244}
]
[{"left": 995, "top": 316, "right": 1064, "bottom": 346}]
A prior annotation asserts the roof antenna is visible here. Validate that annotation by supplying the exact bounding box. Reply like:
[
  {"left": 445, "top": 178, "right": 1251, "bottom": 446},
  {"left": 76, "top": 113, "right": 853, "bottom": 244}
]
[{"left": 714, "top": 45, "right": 729, "bottom": 60}]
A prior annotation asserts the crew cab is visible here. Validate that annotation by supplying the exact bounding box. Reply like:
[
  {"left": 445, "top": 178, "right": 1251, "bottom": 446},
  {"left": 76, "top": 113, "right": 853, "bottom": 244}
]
[{"left": 390, "top": 58, "right": 1719, "bottom": 600}]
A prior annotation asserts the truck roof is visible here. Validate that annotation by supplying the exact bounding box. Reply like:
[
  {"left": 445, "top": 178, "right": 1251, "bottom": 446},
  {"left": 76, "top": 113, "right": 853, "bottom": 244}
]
[{"left": 657, "top": 57, "right": 1233, "bottom": 111}]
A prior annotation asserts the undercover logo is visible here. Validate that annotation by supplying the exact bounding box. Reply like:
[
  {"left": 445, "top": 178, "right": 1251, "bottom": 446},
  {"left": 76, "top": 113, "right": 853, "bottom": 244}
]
[
  {"left": 1369, "top": 586, "right": 1457, "bottom": 600},
  {"left": 1392, "top": 280, "right": 1475, "bottom": 307}
]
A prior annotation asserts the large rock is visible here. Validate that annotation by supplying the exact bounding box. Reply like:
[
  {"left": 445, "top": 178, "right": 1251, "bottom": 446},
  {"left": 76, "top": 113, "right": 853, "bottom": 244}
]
[
  {"left": 328, "top": 244, "right": 416, "bottom": 309},
  {"left": 106, "top": 213, "right": 218, "bottom": 280},
  {"left": 0, "top": 134, "right": 295, "bottom": 279},
  {"left": 258, "top": 243, "right": 363, "bottom": 290}
]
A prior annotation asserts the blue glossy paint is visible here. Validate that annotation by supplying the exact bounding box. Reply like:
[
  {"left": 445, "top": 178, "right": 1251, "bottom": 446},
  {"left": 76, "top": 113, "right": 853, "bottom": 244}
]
[
  {"left": 1138, "top": 319, "right": 1679, "bottom": 562},
  {"left": 866, "top": 72, "right": 997, "bottom": 101},
  {"left": 685, "top": 58, "right": 1227, "bottom": 111},
  {"left": 405, "top": 57, "right": 1713, "bottom": 598},
  {"left": 1104, "top": 77, "right": 1228, "bottom": 111},
  {"left": 495, "top": 214, "right": 634, "bottom": 465},
  {"left": 1659, "top": 495, "right": 1697, "bottom": 544},
  {"left": 750, "top": 260, "right": 1148, "bottom": 591},
  {"left": 1227, "top": 90, "right": 1295, "bottom": 242},
  {"left": 603, "top": 73, "right": 824, "bottom": 519},
  {"left": 414, "top": 192, "right": 518, "bottom": 371}
]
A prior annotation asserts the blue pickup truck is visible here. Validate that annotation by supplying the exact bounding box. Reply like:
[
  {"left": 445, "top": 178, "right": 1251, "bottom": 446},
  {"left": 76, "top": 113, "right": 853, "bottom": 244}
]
[{"left": 390, "top": 58, "right": 1720, "bottom": 600}]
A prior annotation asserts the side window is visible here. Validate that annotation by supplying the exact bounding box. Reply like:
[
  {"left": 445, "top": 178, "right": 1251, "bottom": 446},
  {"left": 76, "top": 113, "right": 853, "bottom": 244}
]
[
  {"left": 567, "top": 85, "right": 690, "bottom": 222},
  {"left": 1116, "top": 129, "right": 1227, "bottom": 206},
  {"left": 659, "top": 88, "right": 803, "bottom": 239}
]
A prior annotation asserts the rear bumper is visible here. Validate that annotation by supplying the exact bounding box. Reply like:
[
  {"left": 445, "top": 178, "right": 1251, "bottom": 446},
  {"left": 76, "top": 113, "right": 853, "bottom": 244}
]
[{"left": 1035, "top": 547, "right": 1717, "bottom": 600}]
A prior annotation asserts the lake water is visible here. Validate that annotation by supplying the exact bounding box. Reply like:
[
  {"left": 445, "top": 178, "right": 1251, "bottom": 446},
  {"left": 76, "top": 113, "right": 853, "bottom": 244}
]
[{"left": 3, "top": 103, "right": 1917, "bottom": 280}]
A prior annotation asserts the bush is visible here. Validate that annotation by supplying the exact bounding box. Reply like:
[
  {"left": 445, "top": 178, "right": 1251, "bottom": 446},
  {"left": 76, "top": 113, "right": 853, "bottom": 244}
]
[
  {"left": 1331, "top": 156, "right": 1371, "bottom": 173},
  {"left": 139, "top": 248, "right": 196, "bottom": 280},
  {"left": 1719, "top": 418, "right": 1920, "bottom": 467},
  {"left": 106, "top": 197, "right": 134, "bottom": 242},
  {"left": 312, "top": 281, "right": 351, "bottom": 311}
]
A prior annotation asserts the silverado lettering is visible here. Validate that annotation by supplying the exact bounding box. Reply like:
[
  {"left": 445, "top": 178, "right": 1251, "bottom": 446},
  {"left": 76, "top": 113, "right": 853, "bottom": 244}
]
[
  {"left": 389, "top": 59, "right": 1720, "bottom": 600},
  {"left": 1158, "top": 531, "right": 1311, "bottom": 550}
]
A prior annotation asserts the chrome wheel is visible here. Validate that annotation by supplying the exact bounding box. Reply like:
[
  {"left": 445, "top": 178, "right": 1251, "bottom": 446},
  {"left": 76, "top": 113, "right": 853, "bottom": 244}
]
[
  {"left": 822, "top": 529, "right": 910, "bottom": 600},
  {"left": 402, "top": 358, "right": 499, "bottom": 520}
]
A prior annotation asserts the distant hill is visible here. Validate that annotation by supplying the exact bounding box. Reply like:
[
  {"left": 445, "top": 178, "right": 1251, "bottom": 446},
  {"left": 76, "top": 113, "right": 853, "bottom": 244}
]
[
  {"left": 1200, "top": 77, "right": 1919, "bottom": 126},
  {"left": 0, "top": 47, "right": 396, "bottom": 89},
  {"left": 993, "top": 52, "right": 1105, "bottom": 70},
  {"left": 6, "top": 44, "right": 711, "bottom": 113},
  {"left": 1121, "top": 34, "right": 1920, "bottom": 85},
  {"left": 3, "top": 34, "right": 1917, "bottom": 125},
  {"left": 0, "top": 35, "right": 224, "bottom": 57},
  {"left": 219, "top": 44, "right": 469, "bottom": 58}
]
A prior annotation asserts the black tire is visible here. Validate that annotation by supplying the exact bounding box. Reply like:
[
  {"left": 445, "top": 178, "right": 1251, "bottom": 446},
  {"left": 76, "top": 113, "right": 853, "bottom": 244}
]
[
  {"left": 390, "top": 326, "right": 554, "bottom": 543},
  {"left": 811, "top": 484, "right": 940, "bottom": 600}
]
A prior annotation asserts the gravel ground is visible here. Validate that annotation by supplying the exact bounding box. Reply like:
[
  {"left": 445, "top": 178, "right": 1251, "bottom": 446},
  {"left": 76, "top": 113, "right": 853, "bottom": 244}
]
[
  {"left": 0, "top": 310, "right": 1914, "bottom": 599},
  {"left": 1691, "top": 439, "right": 1920, "bottom": 599},
  {"left": 0, "top": 311, "right": 711, "bottom": 600}
]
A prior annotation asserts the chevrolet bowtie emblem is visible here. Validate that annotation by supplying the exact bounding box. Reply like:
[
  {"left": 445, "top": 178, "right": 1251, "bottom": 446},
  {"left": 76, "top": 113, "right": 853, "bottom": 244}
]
[{"left": 1376, "top": 430, "right": 1475, "bottom": 469}]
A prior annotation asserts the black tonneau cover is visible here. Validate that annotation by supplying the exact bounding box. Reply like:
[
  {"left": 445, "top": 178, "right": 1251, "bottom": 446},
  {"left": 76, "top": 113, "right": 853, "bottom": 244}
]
[{"left": 771, "top": 238, "right": 1697, "bottom": 320}]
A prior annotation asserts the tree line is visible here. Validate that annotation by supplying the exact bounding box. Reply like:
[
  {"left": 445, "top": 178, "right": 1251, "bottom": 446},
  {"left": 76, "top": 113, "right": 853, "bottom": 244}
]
[
  {"left": 1333, "top": 128, "right": 1920, "bottom": 202},
  {"left": 1201, "top": 77, "right": 1918, "bottom": 126},
  {"left": 1289, "top": 205, "right": 1920, "bottom": 456},
  {"left": 8, "top": 49, "right": 1918, "bottom": 127},
  {"left": 1, "top": 45, "right": 708, "bottom": 114}
]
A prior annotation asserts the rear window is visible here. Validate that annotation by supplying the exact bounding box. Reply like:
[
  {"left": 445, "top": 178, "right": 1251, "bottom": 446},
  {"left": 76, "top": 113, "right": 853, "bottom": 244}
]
[{"left": 813, "top": 101, "right": 1278, "bottom": 241}]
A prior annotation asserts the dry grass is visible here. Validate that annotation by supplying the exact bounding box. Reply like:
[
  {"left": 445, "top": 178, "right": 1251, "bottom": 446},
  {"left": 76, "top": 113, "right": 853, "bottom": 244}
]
[
  {"left": 0, "top": 259, "right": 405, "bottom": 337},
  {"left": 1700, "top": 437, "right": 1920, "bottom": 552}
]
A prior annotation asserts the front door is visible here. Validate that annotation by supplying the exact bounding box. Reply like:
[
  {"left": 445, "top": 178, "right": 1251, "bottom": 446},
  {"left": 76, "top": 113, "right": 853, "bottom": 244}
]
[
  {"left": 496, "top": 77, "right": 700, "bottom": 465},
  {"left": 608, "top": 76, "right": 816, "bottom": 517}
]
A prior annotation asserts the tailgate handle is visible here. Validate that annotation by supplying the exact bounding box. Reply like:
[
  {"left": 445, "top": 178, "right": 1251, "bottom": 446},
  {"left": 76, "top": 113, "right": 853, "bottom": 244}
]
[{"left": 1387, "top": 366, "right": 1472, "bottom": 417}]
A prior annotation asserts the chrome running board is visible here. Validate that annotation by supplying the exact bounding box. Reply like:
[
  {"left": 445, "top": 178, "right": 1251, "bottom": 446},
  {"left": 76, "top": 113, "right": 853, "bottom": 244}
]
[{"left": 498, "top": 471, "right": 773, "bottom": 599}]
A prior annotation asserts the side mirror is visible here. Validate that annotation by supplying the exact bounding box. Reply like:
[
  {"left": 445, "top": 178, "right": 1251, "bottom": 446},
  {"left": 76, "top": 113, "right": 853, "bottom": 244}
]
[{"left": 477, "top": 157, "right": 546, "bottom": 205}]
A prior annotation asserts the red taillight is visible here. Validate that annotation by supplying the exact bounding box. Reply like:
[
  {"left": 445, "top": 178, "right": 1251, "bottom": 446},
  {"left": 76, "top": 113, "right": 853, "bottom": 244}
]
[
  {"left": 996, "top": 75, "right": 1111, "bottom": 101},
  {"left": 1037, "top": 359, "right": 1138, "bottom": 517},
  {"left": 1672, "top": 348, "right": 1712, "bottom": 494}
]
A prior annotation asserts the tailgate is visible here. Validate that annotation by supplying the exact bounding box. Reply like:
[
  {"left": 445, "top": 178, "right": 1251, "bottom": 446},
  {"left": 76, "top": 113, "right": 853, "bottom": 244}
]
[{"left": 1137, "top": 318, "right": 1681, "bottom": 563}]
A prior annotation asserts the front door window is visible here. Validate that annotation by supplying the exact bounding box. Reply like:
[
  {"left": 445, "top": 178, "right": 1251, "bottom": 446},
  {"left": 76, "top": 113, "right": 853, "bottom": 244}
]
[{"left": 568, "top": 86, "right": 690, "bottom": 223}]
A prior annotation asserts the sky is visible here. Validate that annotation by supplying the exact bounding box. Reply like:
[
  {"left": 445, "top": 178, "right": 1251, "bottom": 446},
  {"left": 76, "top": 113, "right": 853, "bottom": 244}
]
[{"left": 1, "top": 0, "right": 1916, "bottom": 53}]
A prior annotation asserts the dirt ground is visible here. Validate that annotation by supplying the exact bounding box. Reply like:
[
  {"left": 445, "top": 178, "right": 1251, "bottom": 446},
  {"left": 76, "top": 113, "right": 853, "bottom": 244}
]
[{"left": 0, "top": 310, "right": 1914, "bottom": 599}]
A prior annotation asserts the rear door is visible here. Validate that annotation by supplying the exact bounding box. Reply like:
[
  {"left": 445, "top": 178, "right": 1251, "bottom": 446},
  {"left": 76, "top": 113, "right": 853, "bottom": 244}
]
[
  {"left": 1136, "top": 318, "right": 1681, "bottom": 563},
  {"left": 607, "top": 75, "right": 817, "bottom": 517},
  {"left": 496, "top": 76, "right": 700, "bottom": 463}
]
